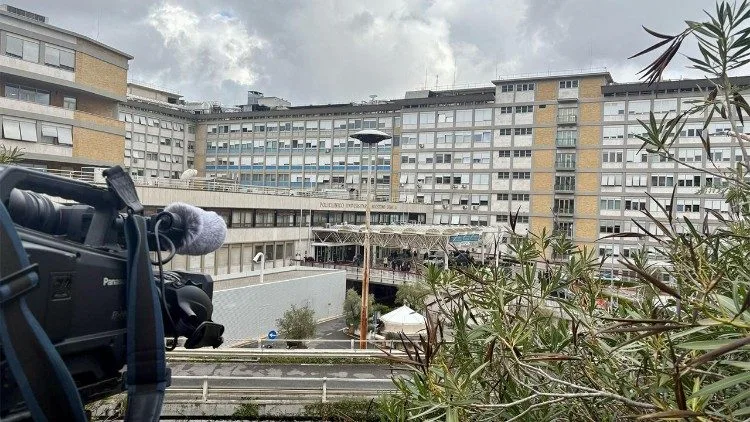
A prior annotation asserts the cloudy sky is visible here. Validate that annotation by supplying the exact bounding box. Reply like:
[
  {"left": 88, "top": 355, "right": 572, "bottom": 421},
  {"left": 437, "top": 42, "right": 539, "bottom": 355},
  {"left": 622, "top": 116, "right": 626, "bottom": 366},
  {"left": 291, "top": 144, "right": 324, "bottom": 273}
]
[{"left": 26, "top": 0, "right": 724, "bottom": 106}]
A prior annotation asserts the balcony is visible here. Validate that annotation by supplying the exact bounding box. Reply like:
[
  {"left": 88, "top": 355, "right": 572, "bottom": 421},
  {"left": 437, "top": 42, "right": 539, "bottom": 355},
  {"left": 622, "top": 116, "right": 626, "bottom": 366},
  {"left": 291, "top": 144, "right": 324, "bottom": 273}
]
[
  {"left": 555, "top": 207, "right": 575, "bottom": 217},
  {"left": 555, "top": 137, "right": 577, "bottom": 148},
  {"left": 0, "top": 96, "right": 74, "bottom": 120},
  {"left": 555, "top": 160, "right": 576, "bottom": 171},
  {"left": 0, "top": 54, "right": 75, "bottom": 83},
  {"left": 557, "top": 114, "right": 578, "bottom": 125},
  {"left": 554, "top": 183, "right": 575, "bottom": 193}
]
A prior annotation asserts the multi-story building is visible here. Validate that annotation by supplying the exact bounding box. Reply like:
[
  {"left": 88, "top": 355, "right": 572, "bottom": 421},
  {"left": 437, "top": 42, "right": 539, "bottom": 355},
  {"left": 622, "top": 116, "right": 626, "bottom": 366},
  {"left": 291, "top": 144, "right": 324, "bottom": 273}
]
[
  {"left": 119, "top": 82, "right": 197, "bottom": 179},
  {"left": 0, "top": 5, "right": 130, "bottom": 171}
]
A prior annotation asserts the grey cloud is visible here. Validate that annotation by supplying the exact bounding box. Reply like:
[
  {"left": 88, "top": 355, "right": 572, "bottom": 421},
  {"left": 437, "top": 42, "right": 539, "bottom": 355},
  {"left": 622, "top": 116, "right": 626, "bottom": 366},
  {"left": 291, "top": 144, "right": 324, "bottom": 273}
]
[{"left": 24, "top": 0, "right": 747, "bottom": 106}]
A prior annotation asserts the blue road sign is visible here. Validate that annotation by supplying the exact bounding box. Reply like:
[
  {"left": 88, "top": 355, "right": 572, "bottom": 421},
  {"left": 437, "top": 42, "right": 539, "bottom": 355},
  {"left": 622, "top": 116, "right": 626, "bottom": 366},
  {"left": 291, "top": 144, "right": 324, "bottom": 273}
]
[{"left": 268, "top": 330, "right": 278, "bottom": 339}]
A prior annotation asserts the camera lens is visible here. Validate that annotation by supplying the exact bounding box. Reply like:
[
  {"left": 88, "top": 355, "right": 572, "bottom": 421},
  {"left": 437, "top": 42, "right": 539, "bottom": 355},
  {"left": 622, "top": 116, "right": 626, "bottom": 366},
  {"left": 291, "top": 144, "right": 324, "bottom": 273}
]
[{"left": 8, "top": 188, "right": 62, "bottom": 234}]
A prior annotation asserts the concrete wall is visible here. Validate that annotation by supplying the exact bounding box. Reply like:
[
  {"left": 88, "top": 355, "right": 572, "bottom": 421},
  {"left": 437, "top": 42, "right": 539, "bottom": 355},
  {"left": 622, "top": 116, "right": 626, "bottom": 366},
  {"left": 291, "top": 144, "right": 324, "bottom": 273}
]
[{"left": 211, "top": 268, "right": 346, "bottom": 346}]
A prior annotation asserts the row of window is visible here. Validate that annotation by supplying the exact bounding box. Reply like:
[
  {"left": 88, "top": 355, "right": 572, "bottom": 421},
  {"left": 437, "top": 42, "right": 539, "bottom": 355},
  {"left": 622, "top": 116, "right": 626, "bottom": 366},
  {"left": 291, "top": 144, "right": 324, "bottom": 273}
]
[
  {"left": 603, "top": 122, "right": 736, "bottom": 140},
  {"left": 125, "top": 150, "right": 185, "bottom": 164},
  {"left": 5, "top": 32, "right": 75, "bottom": 70},
  {"left": 120, "top": 113, "right": 190, "bottom": 132},
  {"left": 601, "top": 173, "right": 727, "bottom": 188},
  {"left": 207, "top": 117, "right": 394, "bottom": 134},
  {"left": 603, "top": 147, "right": 746, "bottom": 164},
  {"left": 1, "top": 116, "right": 72, "bottom": 145},
  {"left": 125, "top": 132, "right": 191, "bottom": 149}
]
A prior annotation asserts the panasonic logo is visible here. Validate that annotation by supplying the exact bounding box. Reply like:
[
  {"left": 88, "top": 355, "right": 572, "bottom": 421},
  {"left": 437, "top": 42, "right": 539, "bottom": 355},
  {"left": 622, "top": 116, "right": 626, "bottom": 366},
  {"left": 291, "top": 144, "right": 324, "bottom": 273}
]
[{"left": 103, "top": 277, "right": 124, "bottom": 286}]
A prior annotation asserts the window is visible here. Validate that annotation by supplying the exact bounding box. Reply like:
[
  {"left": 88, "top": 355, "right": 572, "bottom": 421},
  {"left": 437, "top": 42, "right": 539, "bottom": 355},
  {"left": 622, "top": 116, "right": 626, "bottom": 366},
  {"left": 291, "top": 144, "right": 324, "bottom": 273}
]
[
  {"left": 555, "top": 175, "right": 575, "bottom": 190},
  {"left": 602, "top": 150, "right": 623, "bottom": 163},
  {"left": 473, "top": 131, "right": 492, "bottom": 144},
  {"left": 437, "top": 111, "right": 454, "bottom": 125},
  {"left": 401, "top": 154, "right": 416, "bottom": 164},
  {"left": 473, "top": 152, "right": 490, "bottom": 164},
  {"left": 601, "top": 173, "right": 622, "bottom": 186},
  {"left": 57, "top": 95, "right": 76, "bottom": 110},
  {"left": 626, "top": 149, "right": 648, "bottom": 163},
  {"left": 146, "top": 152, "right": 158, "bottom": 161},
  {"left": 559, "top": 80, "right": 579, "bottom": 88},
  {"left": 554, "top": 198, "right": 575, "bottom": 214},
  {"left": 497, "top": 172, "right": 510, "bottom": 179},
  {"left": 628, "top": 100, "right": 650, "bottom": 115},
  {"left": 653, "top": 99, "right": 677, "bottom": 114},
  {"left": 677, "top": 174, "right": 701, "bottom": 187},
  {"left": 624, "top": 199, "right": 647, "bottom": 211},
  {"left": 517, "top": 216, "right": 529, "bottom": 223},
  {"left": 39, "top": 123, "right": 72, "bottom": 145},
  {"left": 604, "top": 102, "right": 625, "bottom": 116},
  {"left": 500, "top": 84, "right": 514, "bottom": 93},
  {"left": 651, "top": 175, "right": 674, "bottom": 187},
  {"left": 474, "top": 108, "right": 492, "bottom": 125},
  {"left": 678, "top": 148, "right": 703, "bottom": 163},
  {"left": 626, "top": 174, "right": 648, "bottom": 187},
  {"left": 419, "top": 112, "right": 435, "bottom": 128},
  {"left": 499, "top": 106, "right": 513, "bottom": 114},
  {"left": 515, "top": 105, "right": 534, "bottom": 113},
  {"left": 6, "top": 34, "right": 39, "bottom": 63},
  {"left": 516, "top": 83, "right": 535, "bottom": 91},
  {"left": 5, "top": 84, "right": 50, "bottom": 105},
  {"left": 603, "top": 126, "right": 625, "bottom": 139},
  {"left": 498, "top": 150, "right": 511, "bottom": 157},
  {"left": 402, "top": 113, "right": 418, "bottom": 127},
  {"left": 497, "top": 193, "right": 509, "bottom": 200},
  {"left": 160, "top": 138, "right": 172, "bottom": 146},
  {"left": 455, "top": 110, "right": 473, "bottom": 125},
  {"left": 710, "top": 147, "right": 731, "bottom": 162},
  {"left": 497, "top": 128, "right": 512, "bottom": 136},
  {"left": 676, "top": 199, "right": 700, "bottom": 213},
  {"left": 513, "top": 149, "right": 532, "bottom": 157},
  {"left": 435, "top": 153, "right": 452, "bottom": 164},
  {"left": 512, "top": 171, "right": 530, "bottom": 179},
  {"left": 3, "top": 118, "right": 36, "bottom": 142},
  {"left": 599, "top": 221, "right": 622, "bottom": 234},
  {"left": 511, "top": 193, "right": 530, "bottom": 201},
  {"left": 600, "top": 198, "right": 621, "bottom": 210},
  {"left": 514, "top": 128, "right": 533, "bottom": 136},
  {"left": 44, "top": 44, "right": 75, "bottom": 70}
]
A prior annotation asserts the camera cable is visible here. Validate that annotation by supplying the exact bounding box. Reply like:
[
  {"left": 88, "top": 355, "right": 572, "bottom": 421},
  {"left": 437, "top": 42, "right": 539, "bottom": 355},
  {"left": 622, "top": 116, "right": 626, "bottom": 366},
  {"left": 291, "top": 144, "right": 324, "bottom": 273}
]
[{"left": 152, "top": 215, "right": 179, "bottom": 351}]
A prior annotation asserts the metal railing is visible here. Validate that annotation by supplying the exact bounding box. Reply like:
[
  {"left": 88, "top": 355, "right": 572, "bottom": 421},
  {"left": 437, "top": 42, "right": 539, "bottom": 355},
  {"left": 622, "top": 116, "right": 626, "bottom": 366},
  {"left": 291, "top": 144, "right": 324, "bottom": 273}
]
[
  {"left": 168, "top": 343, "right": 405, "bottom": 357},
  {"left": 303, "top": 262, "right": 422, "bottom": 285},
  {"left": 555, "top": 138, "right": 577, "bottom": 148},
  {"left": 555, "top": 160, "right": 577, "bottom": 170},
  {"left": 31, "top": 168, "right": 396, "bottom": 202},
  {"left": 554, "top": 183, "right": 576, "bottom": 192},
  {"left": 557, "top": 114, "right": 578, "bottom": 124},
  {"left": 169, "top": 375, "right": 397, "bottom": 403}
]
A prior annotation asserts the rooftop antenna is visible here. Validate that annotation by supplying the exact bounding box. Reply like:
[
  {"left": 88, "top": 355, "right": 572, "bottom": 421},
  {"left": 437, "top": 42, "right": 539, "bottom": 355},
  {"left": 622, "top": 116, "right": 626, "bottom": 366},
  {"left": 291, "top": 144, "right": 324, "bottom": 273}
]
[
  {"left": 453, "top": 69, "right": 457, "bottom": 87},
  {"left": 423, "top": 64, "right": 428, "bottom": 90},
  {"left": 369, "top": 94, "right": 377, "bottom": 103},
  {"left": 435, "top": 74, "right": 439, "bottom": 89}
]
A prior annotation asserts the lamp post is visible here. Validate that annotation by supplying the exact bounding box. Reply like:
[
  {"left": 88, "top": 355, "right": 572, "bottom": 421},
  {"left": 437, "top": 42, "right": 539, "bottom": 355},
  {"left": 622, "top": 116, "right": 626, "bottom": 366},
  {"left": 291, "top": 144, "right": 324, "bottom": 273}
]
[{"left": 350, "top": 129, "right": 391, "bottom": 349}]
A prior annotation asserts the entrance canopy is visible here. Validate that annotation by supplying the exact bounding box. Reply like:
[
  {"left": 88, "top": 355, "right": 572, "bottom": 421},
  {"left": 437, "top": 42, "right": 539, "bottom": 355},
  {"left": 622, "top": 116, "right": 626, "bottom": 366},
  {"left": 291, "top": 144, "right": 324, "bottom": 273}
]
[{"left": 312, "top": 224, "right": 501, "bottom": 251}]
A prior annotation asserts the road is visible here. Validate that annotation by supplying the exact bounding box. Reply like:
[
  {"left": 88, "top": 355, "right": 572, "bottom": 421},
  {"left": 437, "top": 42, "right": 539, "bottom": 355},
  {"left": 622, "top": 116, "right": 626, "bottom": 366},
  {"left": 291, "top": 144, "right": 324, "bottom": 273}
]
[{"left": 169, "top": 362, "right": 405, "bottom": 391}]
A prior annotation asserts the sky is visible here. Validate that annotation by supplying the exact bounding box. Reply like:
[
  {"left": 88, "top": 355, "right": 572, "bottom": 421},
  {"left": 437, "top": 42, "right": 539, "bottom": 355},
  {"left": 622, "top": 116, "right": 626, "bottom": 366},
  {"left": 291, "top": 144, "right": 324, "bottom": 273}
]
[{"left": 24, "top": 0, "right": 726, "bottom": 106}]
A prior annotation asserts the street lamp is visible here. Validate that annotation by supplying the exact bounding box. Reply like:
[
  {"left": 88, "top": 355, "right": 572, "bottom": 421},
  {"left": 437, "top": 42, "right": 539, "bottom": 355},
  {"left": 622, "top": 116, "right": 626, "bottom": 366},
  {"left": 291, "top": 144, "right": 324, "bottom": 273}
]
[{"left": 350, "top": 129, "right": 391, "bottom": 349}]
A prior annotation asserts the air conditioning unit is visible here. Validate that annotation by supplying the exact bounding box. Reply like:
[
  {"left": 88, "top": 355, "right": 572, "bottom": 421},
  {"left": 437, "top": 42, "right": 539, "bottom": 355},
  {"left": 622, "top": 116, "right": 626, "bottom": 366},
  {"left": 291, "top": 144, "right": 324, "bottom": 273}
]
[
  {"left": 452, "top": 184, "right": 458, "bottom": 189},
  {"left": 442, "top": 204, "right": 449, "bottom": 209},
  {"left": 399, "top": 183, "right": 405, "bottom": 187},
  {"left": 472, "top": 205, "right": 479, "bottom": 210},
  {"left": 461, "top": 184, "right": 468, "bottom": 189},
  {"left": 132, "top": 158, "right": 139, "bottom": 163},
  {"left": 419, "top": 144, "right": 425, "bottom": 148},
  {"left": 326, "top": 148, "right": 331, "bottom": 153},
  {"left": 462, "top": 205, "right": 468, "bottom": 210}
]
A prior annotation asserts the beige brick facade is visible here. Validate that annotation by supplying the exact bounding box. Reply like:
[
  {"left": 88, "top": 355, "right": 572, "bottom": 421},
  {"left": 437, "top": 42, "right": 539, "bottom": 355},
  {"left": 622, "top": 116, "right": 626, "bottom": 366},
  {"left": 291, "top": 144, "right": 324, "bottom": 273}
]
[
  {"left": 75, "top": 52, "right": 127, "bottom": 97},
  {"left": 536, "top": 104, "right": 556, "bottom": 125},
  {"left": 579, "top": 102, "right": 602, "bottom": 124},
  {"left": 195, "top": 126, "right": 207, "bottom": 177},
  {"left": 580, "top": 76, "right": 607, "bottom": 99},
  {"left": 532, "top": 150, "right": 554, "bottom": 169},
  {"left": 534, "top": 127, "right": 555, "bottom": 147},
  {"left": 531, "top": 194, "right": 553, "bottom": 215},
  {"left": 77, "top": 94, "right": 118, "bottom": 119},
  {"left": 575, "top": 195, "right": 599, "bottom": 217},
  {"left": 576, "top": 172, "right": 601, "bottom": 193},
  {"left": 74, "top": 111, "right": 123, "bottom": 131},
  {"left": 530, "top": 216, "right": 553, "bottom": 235},
  {"left": 536, "top": 81, "right": 557, "bottom": 101},
  {"left": 72, "top": 127, "right": 124, "bottom": 164},
  {"left": 532, "top": 172, "right": 554, "bottom": 193},
  {"left": 577, "top": 149, "right": 601, "bottom": 171},
  {"left": 579, "top": 126, "right": 601, "bottom": 147},
  {"left": 574, "top": 219, "right": 599, "bottom": 241},
  {"left": 391, "top": 146, "right": 401, "bottom": 198}
]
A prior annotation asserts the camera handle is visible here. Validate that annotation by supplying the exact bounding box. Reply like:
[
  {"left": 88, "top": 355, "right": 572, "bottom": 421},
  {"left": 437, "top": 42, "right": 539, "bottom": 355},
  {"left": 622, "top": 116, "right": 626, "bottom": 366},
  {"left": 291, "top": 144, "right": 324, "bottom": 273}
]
[{"left": 0, "top": 199, "right": 87, "bottom": 421}]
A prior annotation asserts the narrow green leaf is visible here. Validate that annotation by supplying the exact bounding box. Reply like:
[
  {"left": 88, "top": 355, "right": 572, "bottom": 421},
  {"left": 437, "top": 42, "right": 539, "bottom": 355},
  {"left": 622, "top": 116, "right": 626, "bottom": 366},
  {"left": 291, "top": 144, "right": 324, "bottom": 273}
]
[
  {"left": 690, "top": 371, "right": 750, "bottom": 399},
  {"left": 637, "top": 410, "right": 704, "bottom": 420}
]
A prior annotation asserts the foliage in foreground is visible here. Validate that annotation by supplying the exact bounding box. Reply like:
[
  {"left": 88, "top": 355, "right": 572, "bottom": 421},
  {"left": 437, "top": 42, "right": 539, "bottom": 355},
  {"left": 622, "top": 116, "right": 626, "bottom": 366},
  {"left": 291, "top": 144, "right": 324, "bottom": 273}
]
[
  {"left": 276, "top": 304, "right": 316, "bottom": 340},
  {"left": 381, "top": 2, "right": 750, "bottom": 420},
  {"left": 0, "top": 145, "right": 23, "bottom": 164},
  {"left": 303, "top": 398, "right": 381, "bottom": 422}
]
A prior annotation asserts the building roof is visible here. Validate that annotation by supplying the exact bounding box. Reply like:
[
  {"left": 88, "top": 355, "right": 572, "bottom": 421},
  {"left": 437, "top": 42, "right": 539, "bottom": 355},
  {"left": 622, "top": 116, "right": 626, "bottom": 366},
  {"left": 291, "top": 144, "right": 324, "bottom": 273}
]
[
  {"left": 0, "top": 6, "right": 133, "bottom": 60},
  {"left": 492, "top": 68, "right": 612, "bottom": 84},
  {"left": 602, "top": 76, "right": 750, "bottom": 95}
]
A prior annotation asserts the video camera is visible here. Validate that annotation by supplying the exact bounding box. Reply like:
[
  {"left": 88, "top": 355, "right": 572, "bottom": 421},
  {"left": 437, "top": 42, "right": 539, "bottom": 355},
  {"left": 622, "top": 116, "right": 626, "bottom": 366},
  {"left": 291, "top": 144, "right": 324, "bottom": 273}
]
[{"left": 0, "top": 165, "right": 225, "bottom": 420}]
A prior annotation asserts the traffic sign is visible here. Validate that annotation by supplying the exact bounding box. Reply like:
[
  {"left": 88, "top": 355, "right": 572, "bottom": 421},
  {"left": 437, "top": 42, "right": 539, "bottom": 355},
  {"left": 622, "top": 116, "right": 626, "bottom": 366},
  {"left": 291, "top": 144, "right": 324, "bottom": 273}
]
[{"left": 268, "top": 330, "right": 278, "bottom": 340}]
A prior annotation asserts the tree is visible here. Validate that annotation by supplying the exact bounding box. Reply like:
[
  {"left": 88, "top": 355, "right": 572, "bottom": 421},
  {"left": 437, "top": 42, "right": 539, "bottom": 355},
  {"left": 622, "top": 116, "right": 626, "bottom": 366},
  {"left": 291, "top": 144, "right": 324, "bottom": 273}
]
[
  {"left": 341, "top": 288, "right": 374, "bottom": 332},
  {"left": 276, "top": 304, "right": 315, "bottom": 341},
  {"left": 0, "top": 145, "right": 23, "bottom": 164},
  {"left": 395, "top": 281, "right": 431, "bottom": 311},
  {"left": 381, "top": 2, "right": 750, "bottom": 420}
]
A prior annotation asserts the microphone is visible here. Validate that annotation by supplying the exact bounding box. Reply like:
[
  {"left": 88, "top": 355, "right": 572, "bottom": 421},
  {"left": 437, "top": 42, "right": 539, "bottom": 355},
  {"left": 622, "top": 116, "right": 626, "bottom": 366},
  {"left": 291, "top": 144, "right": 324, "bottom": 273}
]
[{"left": 161, "top": 202, "right": 227, "bottom": 255}]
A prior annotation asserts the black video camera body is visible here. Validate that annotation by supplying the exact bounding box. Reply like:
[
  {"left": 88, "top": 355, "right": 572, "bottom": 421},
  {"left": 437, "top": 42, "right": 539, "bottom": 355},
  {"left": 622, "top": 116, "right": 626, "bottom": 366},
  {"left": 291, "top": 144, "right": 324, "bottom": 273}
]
[{"left": 0, "top": 165, "right": 224, "bottom": 418}]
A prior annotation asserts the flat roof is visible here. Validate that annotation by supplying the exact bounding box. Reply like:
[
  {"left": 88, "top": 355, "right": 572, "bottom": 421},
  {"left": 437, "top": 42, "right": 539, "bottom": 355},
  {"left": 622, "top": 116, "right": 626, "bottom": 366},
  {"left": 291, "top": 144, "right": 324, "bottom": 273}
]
[
  {"left": 492, "top": 68, "right": 612, "bottom": 84},
  {"left": 0, "top": 7, "right": 133, "bottom": 59}
]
